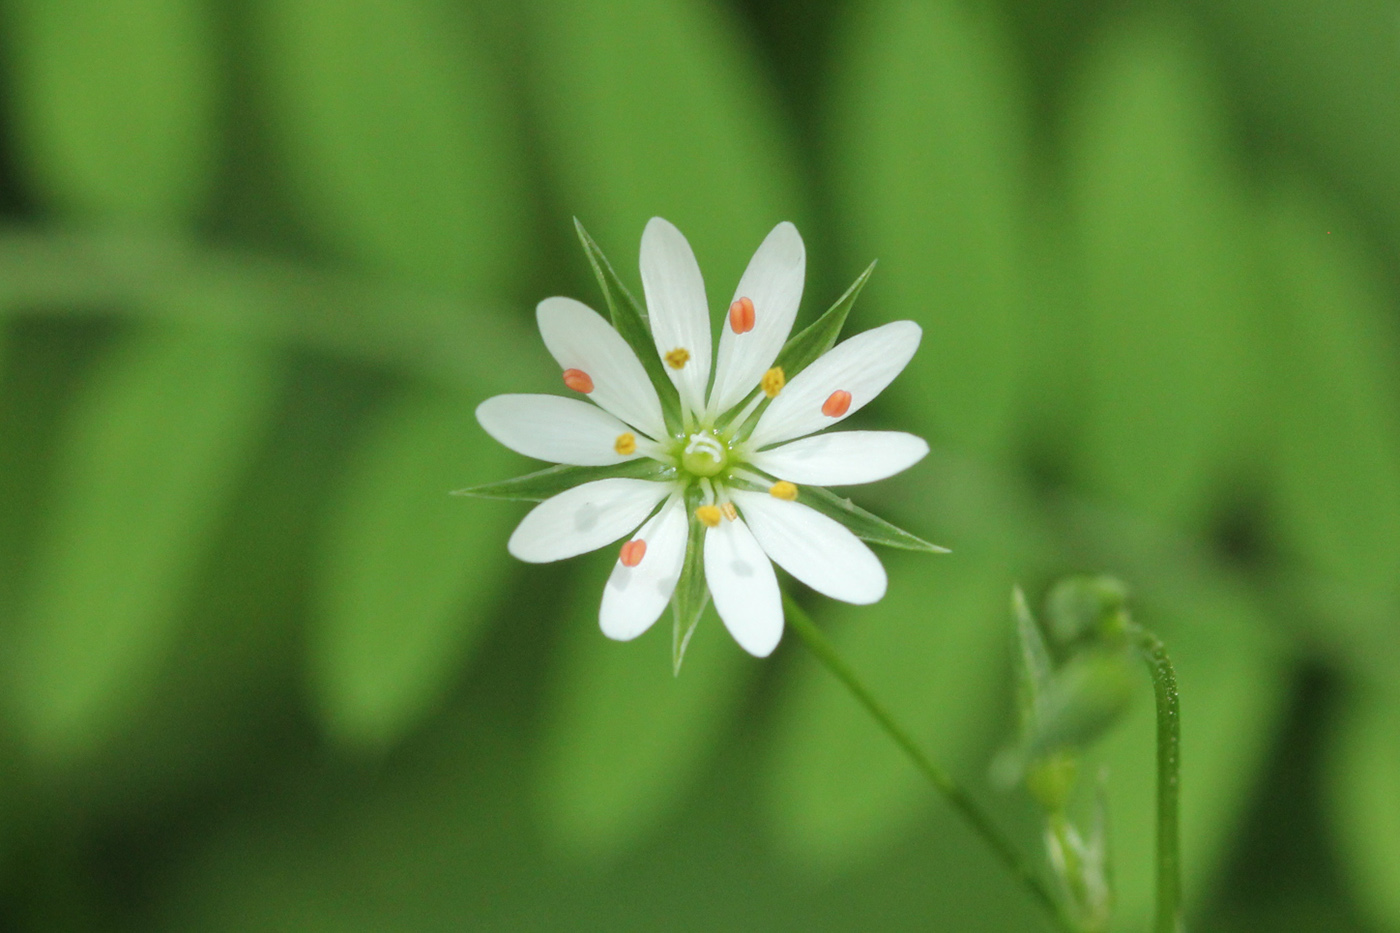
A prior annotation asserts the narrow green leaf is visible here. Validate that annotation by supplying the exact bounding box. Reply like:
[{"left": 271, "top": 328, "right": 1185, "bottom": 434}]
[
  {"left": 1326, "top": 682, "right": 1400, "bottom": 930},
  {"left": 574, "top": 219, "right": 683, "bottom": 432},
  {"left": 453, "top": 459, "right": 676, "bottom": 502},
  {"left": 535, "top": 556, "right": 752, "bottom": 859},
  {"left": 5, "top": 0, "right": 217, "bottom": 224},
  {"left": 1012, "top": 586, "right": 1053, "bottom": 732},
  {"left": 796, "top": 483, "right": 947, "bottom": 553},
  {"left": 670, "top": 485, "right": 709, "bottom": 673},
  {"left": 310, "top": 389, "right": 519, "bottom": 749},
  {"left": 771, "top": 261, "right": 876, "bottom": 379},
  {"left": 253, "top": 0, "right": 526, "bottom": 292},
  {"left": 7, "top": 327, "right": 278, "bottom": 765}
]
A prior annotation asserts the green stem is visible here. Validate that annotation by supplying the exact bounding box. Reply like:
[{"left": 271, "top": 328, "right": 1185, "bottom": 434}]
[
  {"left": 783, "top": 595, "right": 1078, "bottom": 933},
  {"left": 1130, "top": 624, "right": 1182, "bottom": 933}
]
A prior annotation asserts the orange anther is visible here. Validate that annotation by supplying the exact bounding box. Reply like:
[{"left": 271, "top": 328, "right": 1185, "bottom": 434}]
[
  {"left": 729, "top": 296, "right": 756, "bottom": 334},
  {"left": 821, "top": 389, "right": 852, "bottom": 418},
  {"left": 619, "top": 538, "right": 646, "bottom": 567},
  {"left": 562, "top": 368, "right": 594, "bottom": 393}
]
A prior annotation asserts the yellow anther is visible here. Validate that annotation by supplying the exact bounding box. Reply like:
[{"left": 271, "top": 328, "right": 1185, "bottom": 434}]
[
  {"left": 695, "top": 504, "right": 722, "bottom": 527},
  {"left": 614, "top": 432, "right": 636, "bottom": 455},
  {"left": 720, "top": 501, "right": 738, "bottom": 522},
  {"left": 664, "top": 347, "right": 691, "bottom": 369},
  {"left": 769, "top": 481, "right": 798, "bottom": 501},
  {"left": 761, "top": 366, "right": 785, "bottom": 398}
]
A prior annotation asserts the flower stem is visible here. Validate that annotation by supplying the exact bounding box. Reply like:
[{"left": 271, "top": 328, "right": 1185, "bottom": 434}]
[
  {"left": 783, "top": 595, "right": 1078, "bottom": 932},
  {"left": 1128, "top": 623, "right": 1182, "bottom": 933}
]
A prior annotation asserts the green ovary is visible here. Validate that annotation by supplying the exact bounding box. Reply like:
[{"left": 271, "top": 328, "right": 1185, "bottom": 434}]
[{"left": 681, "top": 432, "right": 728, "bottom": 478}]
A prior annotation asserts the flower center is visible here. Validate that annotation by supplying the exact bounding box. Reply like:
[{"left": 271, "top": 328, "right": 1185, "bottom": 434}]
[{"left": 681, "top": 432, "right": 728, "bottom": 477}]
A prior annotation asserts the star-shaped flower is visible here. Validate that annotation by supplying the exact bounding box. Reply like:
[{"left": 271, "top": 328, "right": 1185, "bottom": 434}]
[{"left": 461, "top": 218, "right": 942, "bottom": 666}]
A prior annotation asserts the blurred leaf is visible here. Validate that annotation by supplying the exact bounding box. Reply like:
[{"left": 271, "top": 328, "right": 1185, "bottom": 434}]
[
  {"left": 1262, "top": 183, "right": 1400, "bottom": 654},
  {"left": 7, "top": 326, "right": 278, "bottom": 764},
  {"left": 831, "top": 0, "right": 1031, "bottom": 459},
  {"left": 525, "top": 0, "right": 804, "bottom": 297},
  {"left": 1, "top": 0, "right": 217, "bottom": 224},
  {"left": 1064, "top": 18, "right": 1261, "bottom": 529},
  {"left": 1326, "top": 680, "right": 1400, "bottom": 930},
  {"left": 765, "top": 548, "right": 1015, "bottom": 867},
  {"left": 1195, "top": 0, "right": 1400, "bottom": 241},
  {"left": 535, "top": 559, "right": 753, "bottom": 858},
  {"left": 253, "top": 0, "right": 526, "bottom": 292},
  {"left": 309, "top": 388, "right": 519, "bottom": 748},
  {"left": 0, "top": 229, "right": 541, "bottom": 396},
  {"left": 1024, "top": 649, "right": 1136, "bottom": 758}
]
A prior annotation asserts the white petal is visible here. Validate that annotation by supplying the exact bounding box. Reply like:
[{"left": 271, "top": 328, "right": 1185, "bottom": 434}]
[
  {"left": 599, "top": 495, "right": 688, "bottom": 641},
  {"left": 703, "top": 515, "right": 783, "bottom": 657},
  {"left": 507, "top": 478, "right": 669, "bottom": 563},
  {"left": 537, "top": 296, "right": 667, "bottom": 440},
  {"left": 747, "top": 321, "right": 923, "bottom": 449},
  {"left": 640, "top": 217, "right": 712, "bottom": 417},
  {"left": 731, "top": 490, "right": 887, "bottom": 605},
  {"left": 707, "top": 222, "right": 806, "bottom": 417},
  {"left": 746, "top": 431, "right": 929, "bottom": 485},
  {"left": 477, "top": 394, "right": 645, "bottom": 466}
]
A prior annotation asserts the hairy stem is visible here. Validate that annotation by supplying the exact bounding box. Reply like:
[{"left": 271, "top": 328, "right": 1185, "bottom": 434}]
[{"left": 1130, "top": 624, "right": 1182, "bottom": 933}]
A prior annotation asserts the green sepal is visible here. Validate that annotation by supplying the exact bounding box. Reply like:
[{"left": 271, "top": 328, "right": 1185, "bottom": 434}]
[
  {"left": 574, "top": 218, "right": 683, "bottom": 433},
  {"left": 788, "top": 483, "right": 948, "bottom": 553},
  {"left": 452, "top": 459, "right": 676, "bottom": 502},
  {"left": 670, "top": 485, "right": 709, "bottom": 675},
  {"left": 772, "top": 260, "right": 876, "bottom": 379},
  {"left": 1025, "top": 648, "right": 1136, "bottom": 758},
  {"left": 1012, "top": 586, "right": 1054, "bottom": 735}
]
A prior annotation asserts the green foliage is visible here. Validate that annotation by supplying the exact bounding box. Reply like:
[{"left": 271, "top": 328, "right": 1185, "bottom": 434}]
[
  {"left": 309, "top": 389, "right": 519, "bottom": 749},
  {"left": 1262, "top": 183, "right": 1400, "bottom": 666},
  {"left": 523, "top": 0, "right": 805, "bottom": 293},
  {"left": 766, "top": 546, "right": 1018, "bottom": 866},
  {"left": 1064, "top": 16, "right": 1261, "bottom": 530},
  {"left": 535, "top": 561, "right": 752, "bottom": 858},
  {"left": 0, "top": 0, "right": 1391, "bottom": 928},
  {"left": 6, "top": 327, "right": 277, "bottom": 764},
  {"left": 1326, "top": 681, "right": 1400, "bottom": 930},
  {"left": 2, "top": 0, "right": 217, "bottom": 224},
  {"left": 831, "top": 0, "right": 1031, "bottom": 459},
  {"left": 252, "top": 0, "right": 527, "bottom": 292}
]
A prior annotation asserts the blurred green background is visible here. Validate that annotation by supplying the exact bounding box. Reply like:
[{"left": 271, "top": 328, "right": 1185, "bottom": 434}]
[{"left": 0, "top": 0, "right": 1396, "bottom": 929}]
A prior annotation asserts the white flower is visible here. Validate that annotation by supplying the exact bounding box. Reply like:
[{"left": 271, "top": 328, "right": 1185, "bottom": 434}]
[{"left": 471, "top": 218, "right": 934, "bottom": 659}]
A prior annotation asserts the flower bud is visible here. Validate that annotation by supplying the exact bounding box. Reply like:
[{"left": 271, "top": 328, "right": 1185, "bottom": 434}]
[{"left": 1045, "top": 575, "right": 1130, "bottom": 647}]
